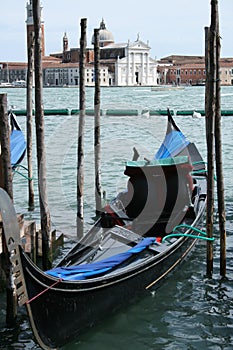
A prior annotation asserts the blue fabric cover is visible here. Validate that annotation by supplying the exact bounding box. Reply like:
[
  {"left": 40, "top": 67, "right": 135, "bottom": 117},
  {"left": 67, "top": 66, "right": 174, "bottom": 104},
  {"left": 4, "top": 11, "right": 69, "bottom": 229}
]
[
  {"left": 154, "top": 130, "right": 190, "bottom": 160},
  {"left": 10, "top": 129, "right": 26, "bottom": 166},
  {"left": 46, "top": 237, "right": 156, "bottom": 281}
]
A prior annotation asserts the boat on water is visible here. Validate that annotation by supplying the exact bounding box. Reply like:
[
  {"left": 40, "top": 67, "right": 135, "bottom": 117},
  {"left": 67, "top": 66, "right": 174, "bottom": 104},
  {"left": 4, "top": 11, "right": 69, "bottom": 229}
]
[
  {"left": 0, "top": 80, "right": 27, "bottom": 88},
  {"left": 151, "top": 85, "right": 185, "bottom": 92},
  {"left": 12, "top": 80, "right": 27, "bottom": 88},
  {"left": 9, "top": 112, "right": 27, "bottom": 168},
  {"left": 0, "top": 112, "right": 26, "bottom": 172},
  {"left": 0, "top": 110, "right": 208, "bottom": 350},
  {"left": 0, "top": 82, "right": 14, "bottom": 88}
]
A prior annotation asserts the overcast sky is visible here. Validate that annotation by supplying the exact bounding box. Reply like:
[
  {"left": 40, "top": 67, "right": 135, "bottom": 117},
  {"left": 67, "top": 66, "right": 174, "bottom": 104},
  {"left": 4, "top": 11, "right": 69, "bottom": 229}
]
[{"left": 0, "top": 0, "right": 232, "bottom": 62}]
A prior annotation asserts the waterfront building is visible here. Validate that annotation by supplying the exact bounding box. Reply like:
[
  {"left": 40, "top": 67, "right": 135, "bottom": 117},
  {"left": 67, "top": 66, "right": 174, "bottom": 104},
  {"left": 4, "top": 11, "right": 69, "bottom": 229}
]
[
  {"left": 43, "top": 62, "right": 109, "bottom": 87},
  {"left": 1, "top": 3, "right": 233, "bottom": 86},
  {"left": 157, "top": 55, "right": 233, "bottom": 86},
  {"left": 92, "top": 20, "right": 158, "bottom": 86},
  {"left": 52, "top": 19, "right": 158, "bottom": 87},
  {"left": 0, "top": 62, "right": 27, "bottom": 84}
]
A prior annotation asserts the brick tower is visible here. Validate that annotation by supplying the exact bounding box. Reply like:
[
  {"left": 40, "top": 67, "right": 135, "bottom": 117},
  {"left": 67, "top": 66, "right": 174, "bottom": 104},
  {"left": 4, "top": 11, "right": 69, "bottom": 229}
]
[{"left": 26, "top": 0, "right": 45, "bottom": 56}]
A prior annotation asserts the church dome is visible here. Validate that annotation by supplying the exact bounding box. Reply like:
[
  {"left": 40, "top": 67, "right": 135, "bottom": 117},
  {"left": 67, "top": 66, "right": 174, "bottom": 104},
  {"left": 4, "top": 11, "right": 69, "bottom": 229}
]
[{"left": 91, "top": 19, "right": 114, "bottom": 47}]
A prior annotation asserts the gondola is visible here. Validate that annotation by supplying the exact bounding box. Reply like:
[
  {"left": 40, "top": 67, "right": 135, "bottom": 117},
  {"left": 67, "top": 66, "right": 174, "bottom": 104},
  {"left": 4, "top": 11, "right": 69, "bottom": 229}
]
[
  {"left": 9, "top": 111, "right": 26, "bottom": 168},
  {"left": 0, "top": 110, "right": 208, "bottom": 350}
]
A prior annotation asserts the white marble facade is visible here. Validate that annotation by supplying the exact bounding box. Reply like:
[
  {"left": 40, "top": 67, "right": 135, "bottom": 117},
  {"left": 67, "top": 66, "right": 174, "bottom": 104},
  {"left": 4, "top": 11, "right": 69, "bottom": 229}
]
[{"left": 115, "top": 40, "right": 158, "bottom": 86}]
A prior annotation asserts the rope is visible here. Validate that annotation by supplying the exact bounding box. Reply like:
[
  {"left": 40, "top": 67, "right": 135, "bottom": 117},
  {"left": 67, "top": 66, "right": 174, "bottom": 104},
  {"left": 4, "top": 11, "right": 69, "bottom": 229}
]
[
  {"left": 12, "top": 164, "right": 34, "bottom": 181},
  {"left": 26, "top": 278, "right": 63, "bottom": 304},
  {"left": 191, "top": 161, "right": 216, "bottom": 180},
  {"left": 192, "top": 161, "right": 207, "bottom": 166},
  {"left": 162, "top": 223, "right": 215, "bottom": 243}
]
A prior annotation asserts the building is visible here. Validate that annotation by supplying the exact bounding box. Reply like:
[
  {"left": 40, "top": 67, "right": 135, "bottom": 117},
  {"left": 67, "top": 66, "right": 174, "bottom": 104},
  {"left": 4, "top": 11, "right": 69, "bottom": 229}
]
[
  {"left": 51, "top": 19, "right": 158, "bottom": 87},
  {"left": 1, "top": 3, "right": 233, "bottom": 87},
  {"left": 43, "top": 61, "right": 109, "bottom": 87},
  {"left": 0, "top": 62, "right": 27, "bottom": 83},
  {"left": 26, "top": 0, "right": 45, "bottom": 57},
  {"left": 157, "top": 55, "right": 233, "bottom": 86},
  {"left": 90, "top": 21, "right": 158, "bottom": 86},
  {"left": 220, "top": 59, "right": 233, "bottom": 85}
]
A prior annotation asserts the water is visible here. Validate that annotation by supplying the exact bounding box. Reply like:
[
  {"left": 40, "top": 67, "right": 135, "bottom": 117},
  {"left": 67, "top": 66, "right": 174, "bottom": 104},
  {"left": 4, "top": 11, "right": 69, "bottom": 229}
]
[{"left": 0, "top": 86, "right": 232, "bottom": 349}]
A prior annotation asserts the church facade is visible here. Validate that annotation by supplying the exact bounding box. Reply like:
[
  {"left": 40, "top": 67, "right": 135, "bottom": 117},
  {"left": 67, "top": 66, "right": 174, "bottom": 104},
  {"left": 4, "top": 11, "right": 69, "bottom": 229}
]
[
  {"left": 91, "top": 20, "right": 158, "bottom": 86},
  {"left": 114, "top": 40, "right": 158, "bottom": 86},
  {"left": 51, "top": 19, "right": 158, "bottom": 87}
]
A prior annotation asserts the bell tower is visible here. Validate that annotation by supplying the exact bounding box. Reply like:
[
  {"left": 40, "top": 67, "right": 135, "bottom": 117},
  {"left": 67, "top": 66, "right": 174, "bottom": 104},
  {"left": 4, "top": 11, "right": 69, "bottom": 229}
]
[
  {"left": 26, "top": 0, "right": 45, "bottom": 56},
  {"left": 63, "top": 32, "right": 68, "bottom": 52}
]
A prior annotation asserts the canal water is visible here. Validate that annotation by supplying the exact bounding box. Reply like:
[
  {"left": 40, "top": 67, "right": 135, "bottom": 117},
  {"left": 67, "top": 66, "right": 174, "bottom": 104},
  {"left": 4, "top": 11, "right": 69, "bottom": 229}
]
[{"left": 0, "top": 86, "right": 232, "bottom": 349}]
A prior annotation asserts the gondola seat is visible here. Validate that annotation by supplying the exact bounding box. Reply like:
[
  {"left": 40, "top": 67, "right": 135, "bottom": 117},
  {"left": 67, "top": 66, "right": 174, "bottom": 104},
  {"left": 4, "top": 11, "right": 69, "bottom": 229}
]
[{"left": 122, "top": 156, "right": 193, "bottom": 235}]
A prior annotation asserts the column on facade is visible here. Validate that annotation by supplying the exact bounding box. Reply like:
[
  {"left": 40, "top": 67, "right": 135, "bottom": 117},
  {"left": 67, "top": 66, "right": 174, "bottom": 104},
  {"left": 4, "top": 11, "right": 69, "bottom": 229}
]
[
  {"left": 127, "top": 51, "right": 130, "bottom": 86},
  {"left": 146, "top": 53, "right": 149, "bottom": 84},
  {"left": 141, "top": 53, "right": 144, "bottom": 85},
  {"left": 132, "top": 53, "right": 135, "bottom": 85}
]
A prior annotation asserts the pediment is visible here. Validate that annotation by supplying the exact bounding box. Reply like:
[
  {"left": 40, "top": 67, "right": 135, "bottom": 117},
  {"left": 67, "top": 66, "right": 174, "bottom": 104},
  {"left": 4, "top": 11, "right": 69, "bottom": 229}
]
[{"left": 128, "top": 40, "right": 150, "bottom": 50}]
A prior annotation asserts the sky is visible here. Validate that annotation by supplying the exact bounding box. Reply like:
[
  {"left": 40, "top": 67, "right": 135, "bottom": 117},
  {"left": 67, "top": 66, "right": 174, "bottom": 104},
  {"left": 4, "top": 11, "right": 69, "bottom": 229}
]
[{"left": 0, "top": 0, "right": 232, "bottom": 62}]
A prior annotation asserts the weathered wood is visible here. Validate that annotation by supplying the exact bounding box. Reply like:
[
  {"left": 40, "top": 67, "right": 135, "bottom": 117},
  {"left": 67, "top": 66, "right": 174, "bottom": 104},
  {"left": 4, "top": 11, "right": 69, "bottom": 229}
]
[
  {"left": 94, "top": 28, "right": 102, "bottom": 215},
  {"left": 0, "top": 94, "right": 13, "bottom": 199},
  {"left": 0, "top": 93, "right": 17, "bottom": 325},
  {"left": 205, "top": 24, "right": 215, "bottom": 277},
  {"left": 77, "top": 18, "right": 87, "bottom": 238},
  {"left": 214, "top": 1, "right": 226, "bottom": 277},
  {"left": 26, "top": 31, "right": 35, "bottom": 210},
  {"left": 32, "top": 0, "right": 51, "bottom": 270},
  {"left": 205, "top": 0, "right": 226, "bottom": 277}
]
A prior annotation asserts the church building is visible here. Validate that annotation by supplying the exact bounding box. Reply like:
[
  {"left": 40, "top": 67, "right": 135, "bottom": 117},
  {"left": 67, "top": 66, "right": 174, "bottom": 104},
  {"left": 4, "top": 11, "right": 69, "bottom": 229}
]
[
  {"left": 92, "top": 19, "right": 158, "bottom": 86},
  {"left": 52, "top": 19, "right": 158, "bottom": 86},
  {"left": 91, "top": 20, "right": 158, "bottom": 86}
]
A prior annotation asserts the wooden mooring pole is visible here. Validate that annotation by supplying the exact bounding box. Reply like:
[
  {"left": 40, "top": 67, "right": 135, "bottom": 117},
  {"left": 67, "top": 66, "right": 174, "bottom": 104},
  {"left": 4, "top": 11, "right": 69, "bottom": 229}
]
[
  {"left": 94, "top": 28, "right": 102, "bottom": 216},
  {"left": 205, "top": 24, "right": 215, "bottom": 277},
  {"left": 214, "top": 2, "right": 226, "bottom": 277},
  {"left": 26, "top": 31, "right": 35, "bottom": 210},
  {"left": 77, "top": 18, "right": 87, "bottom": 239},
  {"left": 205, "top": 0, "right": 226, "bottom": 277},
  {"left": 32, "top": 0, "right": 51, "bottom": 270},
  {"left": 0, "top": 95, "right": 13, "bottom": 199},
  {"left": 0, "top": 93, "right": 17, "bottom": 326}
]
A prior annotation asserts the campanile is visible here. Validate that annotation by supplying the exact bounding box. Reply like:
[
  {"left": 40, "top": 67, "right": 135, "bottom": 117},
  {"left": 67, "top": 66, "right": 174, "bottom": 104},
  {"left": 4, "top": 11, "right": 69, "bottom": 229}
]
[{"left": 26, "top": 0, "right": 45, "bottom": 56}]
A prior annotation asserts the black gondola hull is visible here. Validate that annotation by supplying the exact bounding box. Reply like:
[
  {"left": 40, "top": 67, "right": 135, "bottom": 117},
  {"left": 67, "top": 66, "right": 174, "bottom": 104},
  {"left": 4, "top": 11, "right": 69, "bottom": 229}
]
[{"left": 21, "top": 231, "right": 200, "bottom": 349}]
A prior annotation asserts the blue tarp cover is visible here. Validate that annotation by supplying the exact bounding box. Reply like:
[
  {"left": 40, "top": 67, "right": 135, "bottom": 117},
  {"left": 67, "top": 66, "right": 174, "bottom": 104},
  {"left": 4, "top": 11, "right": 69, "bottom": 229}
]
[
  {"left": 154, "top": 130, "right": 190, "bottom": 160},
  {"left": 46, "top": 237, "right": 156, "bottom": 281},
  {"left": 10, "top": 129, "right": 26, "bottom": 166}
]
